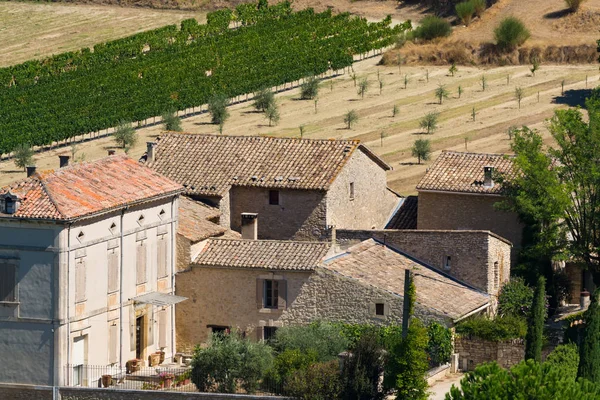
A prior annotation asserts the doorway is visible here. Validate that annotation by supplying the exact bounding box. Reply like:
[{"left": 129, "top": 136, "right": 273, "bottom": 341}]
[{"left": 135, "top": 316, "right": 144, "bottom": 360}]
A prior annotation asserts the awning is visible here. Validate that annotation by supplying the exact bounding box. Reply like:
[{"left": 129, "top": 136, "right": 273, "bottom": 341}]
[{"left": 131, "top": 292, "right": 187, "bottom": 307}]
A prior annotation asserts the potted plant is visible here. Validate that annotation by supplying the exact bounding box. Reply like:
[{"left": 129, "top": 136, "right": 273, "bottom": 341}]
[
  {"left": 101, "top": 374, "right": 112, "bottom": 388},
  {"left": 159, "top": 372, "right": 175, "bottom": 388}
]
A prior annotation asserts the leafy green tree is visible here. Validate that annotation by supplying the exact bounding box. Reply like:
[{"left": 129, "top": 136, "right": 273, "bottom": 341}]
[
  {"left": 357, "top": 78, "right": 369, "bottom": 99},
  {"left": 525, "top": 276, "right": 546, "bottom": 363},
  {"left": 162, "top": 109, "right": 183, "bottom": 132},
  {"left": 530, "top": 58, "right": 540, "bottom": 76},
  {"left": 113, "top": 121, "right": 137, "bottom": 152},
  {"left": 494, "top": 17, "right": 530, "bottom": 52},
  {"left": 420, "top": 111, "right": 439, "bottom": 134},
  {"left": 515, "top": 87, "right": 524, "bottom": 108},
  {"left": 498, "top": 277, "right": 534, "bottom": 318},
  {"left": 544, "top": 343, "right": 579, "bottom": 382},
  {"left": 341, "top": 329, "right": 385, "bottom": 400},
  {"left": 435, "top": 84, "right": 450, "bottom": 104},
  {"left": 301, "top": 76, "right": 319, "bottom": 100},
  {"left": 208, "top": 95, "right": 230, "bottom": 125},
  {"left": 471, "top": 0, "right": 487, "bottom": 17},
  {"left": 265, "top": 102, "right": 280, "bottom": 126},
  {"left": 13, "top": 143, "right": 34, "bottom": 171},
  {"left": 286, "top": 360, "right": 342, "bottom": 400},
  {"left": 579, "top": 289, "right": 600, "bottom": 382},
  {"left": 344, "top": 110, "right": 359, "bottom": 129},
  {"left": 427, "top": 322, "right": 452, "bottom": 367},
  {"left": 273, "top": 322, "right": 349, "bottom": 362},
  {"left": 254, "top": 88, "right": 275, "bottom": 112},
  {"left": 412, "top": 139, "right": 431, "bottom": 164},
  {"left": 449, "top": 62, "right": 458, "bottom": 77},
  {"left": 264, "top": 349, "right": 319, "bottom": 394},
  {"left": 191, "top": 332, "right": 273, "bottom": 394}
]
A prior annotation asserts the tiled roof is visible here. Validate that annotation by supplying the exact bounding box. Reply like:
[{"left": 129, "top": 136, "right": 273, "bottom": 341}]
[
  {"left": 323, "top": 239, "right": 490, "bottom": 321},
  {"left": 385, "top": 196, "right": 418, "bottom": 229},
  {"left": 193, "top": 238, "right": 331, "bottom": 270},
  {"left": 416, "top": 151, "right": 515, "bottom": 195},
  {"left": 178, "top": 197, "right": 226, "bottom": 242},
  {"left": 147, "top": 133, "right": 390, "bottom": 196},
  {"left": 0, "top": 155, "right": 183, "bottom": 221}
]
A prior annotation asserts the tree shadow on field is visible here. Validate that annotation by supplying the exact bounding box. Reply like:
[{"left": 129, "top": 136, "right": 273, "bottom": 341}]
[
  {"left": 543, "top": 9, "right": 572, "bottom": 19},
  {"left": 399, "top": 162, "right": 417, "bottom": 166},
  {"left": 194, "top": 121, "right": 215, "bottom": 126},
  {"left": 552, "top": 89, "right": 593, "bottom": 108}
]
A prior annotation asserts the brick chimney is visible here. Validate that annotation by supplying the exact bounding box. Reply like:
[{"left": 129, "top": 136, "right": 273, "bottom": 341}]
[
  {"left": 108, "top": 149, "right": 116, "bottom": 156},
  {"left": 59, "top": 155, "right": 70, "bottom": 168},
  {"left": 241, "top": 213, "right": 258, "bottom": 240},
  {"left": 26, "top": 165, "right": 37, "bottom": 177},
  {"left": 146, "top": 142, "right": 157, "bottom": 163},
  {"left": 483, "top": 166, "right": 494, "bottom": 188}
]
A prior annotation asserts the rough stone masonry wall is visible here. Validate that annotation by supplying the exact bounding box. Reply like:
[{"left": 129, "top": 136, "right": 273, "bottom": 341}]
[
  {"left": 335, "top": 229, "right": 511, "bottom": 296},
  {"left": 454, "top": 336, "right": 524, "bottom": 371}
]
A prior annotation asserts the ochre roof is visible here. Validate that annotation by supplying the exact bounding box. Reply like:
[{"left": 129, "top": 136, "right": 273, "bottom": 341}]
[
  {"left": 193, "top": 238, "right": 331, "bottom": 270},
  {"left": 0, "top": 155, "right": 183, "bottom": 221},
  {"left": 416, "top": 151, "right": 515, "bottom": 195},
  {"left": 178, "top": 197, "right": 226, "bottom": 242},
  {"left": 322, "top": 239, "right": 490, "bottom": 321},
  {"left": 147, "top": 133, "right": 389, "bottom": 196},
  {"left": 385, "top": 196, "right": 418, "bottom": 229}
]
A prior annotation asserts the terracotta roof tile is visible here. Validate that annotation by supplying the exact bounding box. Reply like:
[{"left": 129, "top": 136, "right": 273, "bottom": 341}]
[
  {"left": 178, "top": 197, "right": 226, "bottom": 242},
  {"left": 323, "top": 239, "right": 490, "bottom": 321},
  {"left": 147, "top": 133, "right": 388, "bottom": 196},
  {"left": 193, "top": 238, "right": 331, "bottom": 270},
  {"left": 0, "top": 155, "right": 183, "bottom": 221},
  {"left": 385, "top": 196, "right": 418, "bottom": 229},
  {"left": 416, "top": 151, "right": 515, "bottom": 195}
]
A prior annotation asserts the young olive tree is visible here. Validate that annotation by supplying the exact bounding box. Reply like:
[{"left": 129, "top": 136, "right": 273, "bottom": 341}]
[
  {"left": 344, "top": 110, "right": 359, "bottom": 129},
  {"left": 420, "top": 112, "right": 439, "bottom": 134},
  {"left": 13, "top": 143, "right": 34, "bottom": 171},
  {"left": 113, "top": 121, "right": 137, "bottom": 152},
  {"left": 412, "top": 139, "right": 431, "bottom": 164}
]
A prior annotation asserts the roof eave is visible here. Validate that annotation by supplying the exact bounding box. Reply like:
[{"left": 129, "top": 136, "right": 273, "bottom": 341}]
[{"left": 358, "top": 144, "right": 392, "bottom": 171}]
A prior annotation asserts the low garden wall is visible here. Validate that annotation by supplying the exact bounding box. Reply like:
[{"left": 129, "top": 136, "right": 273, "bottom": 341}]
[{"left": 454, "top": 336, "right": 524, "bottom": 371}]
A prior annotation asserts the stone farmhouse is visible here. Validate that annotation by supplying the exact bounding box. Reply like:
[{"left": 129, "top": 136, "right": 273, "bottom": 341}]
[
  {"left": 0, "top": 155, "right": 185, "bottom": 386},
  {"left": 175, "top": 236, "right": 497, "bottom": 351},
  {"left": 415, "top": 151, "right": 522, "bottom": 260},
  {"left": 144, "top": 133, "right": 401, "bottom": 241}
]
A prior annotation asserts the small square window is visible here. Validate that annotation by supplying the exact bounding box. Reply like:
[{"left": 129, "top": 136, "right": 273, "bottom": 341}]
[
  {"left": 444, "top": 256, "right": 451, "bottom": 270},
  {"left": 375, "top": 303, "right": 385, "bottom": 316},
  {"left": 269, "top": 190, "right": 280, "bottom": 205},
  {"left": 349, "top": 182, "right": 355, "bottom": 200}
]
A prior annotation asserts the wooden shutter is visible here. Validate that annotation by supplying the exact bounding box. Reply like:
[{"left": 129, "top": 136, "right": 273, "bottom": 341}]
[
  {"left": 108, "top": 251, "right": 119, "bottom": 293},
  {"left": 0, "top": 262, "right": 16, "bottom": 302},
  {"left": 147, "top": 307, "right": 154, "bottom": 347},
  {"left": 256, "top": 326, "right": 264, "bottom": 342},
  {"left": 108, "top": 323, "right": 118, "bottom": 364},
  {"left": 136, "top": 243, "right": 147, "bottom": 285},
  {"left": 277, "top": 280, "right": 287, "bottom": 310},
  {"left": 256, "top": 279, "right": 264, "bottom": 309},
  {"left": 157, "top": 237, "right": 168, "bottom": 278},
  {"left": 75, "top": 259, "right": 86, "bottom": 303},
  {"left": 129, "top": 306, "right": 136, "bottom": 352},
  {"left": 158, "top": 310, "right": 167, "bottom": 348}
]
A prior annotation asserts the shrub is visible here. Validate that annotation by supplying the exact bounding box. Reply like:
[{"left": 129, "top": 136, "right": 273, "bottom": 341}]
[
  {"left": 419, "top": 111, "right": 439, "bottom": 134},
  {"left": 208, "top": 95, "right": 230, "bottom": 125},
  {"left": 191, "top": 332, "right": 273, "bottom": 394},
  {"left": 357, "top": 78, "right": 369, "bottom": 99},
  {"left": 344, "top": 110, "right": 359, "bottom": 129},
  {"left": 265, "top": 102, "right": 280, "bottom": 126},
  {"left": 579, "top": 289, "right": 600, "bottom": 382},
  {"left": 161, "top": 110, "right": 182, "bottom": 132},
  {"left": 412, "top": 139, "right": 431, "bottom": 164},
  {"left": 273, "top": 322, "right": 349, "bottom": 362},
  {"left": 435, "top": 84, "right": 450, "bottom": 104},
  {"left": 300, "top": 76, "right": 319, "bottom": 100},
  {"left": 411, "top": 16, "right": 452, "bottom": 41},
  {"left": 113, "top": 121, "right": 137, "bottom": 151},
  {"left": 427, "top": 322, "right": 453, "bottom": 367},
  {"left": 264, "top": 349, "right": 319, "bottom": 394},
  {"left": 455, "top": 1, "right": 475, "bottom": 26},
  {"left": 253, "top": 88, "right": 275, "bottom": 112},
  {"left": 286, "top": 360, "right": 342, "bottom": 400},
  {"left": 471, "top": 0, "right": 486, "bottom": 17},
  {"left": 455, "top": 315, "right": 527, "bottom": 341},
  {"left": 340, "top": 329, "right": 385, "bottom": 400},
  {"left": 13, "top": 143, "right": 34, "bottom": 171},
  {"left": 494, "top": 17, "right": 530, "bottom": 52},
  {"left": 565, "top": 0, "right": 586, "bottom": 12},
  {"left": 525, "top": 276, "right": 546, "bottom": 362},
  {"left": 544, "top": 343, "right": 579, "bottom": 381},
  {"left": 498, "top": 277, "right": 534, "bottom": 318}
]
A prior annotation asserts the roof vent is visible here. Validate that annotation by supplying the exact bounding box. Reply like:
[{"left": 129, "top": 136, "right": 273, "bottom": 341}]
[
  {"left": 26, "top": 165, "right": 37, "bottom": 177},
  {"left": 250, "top": 176, "right": 258, "bottom": 181},
  {"left": 483, "top": 166, "right": 494, "bottom": 188},
  {"left": 1, "top": 192, "right": 20, "bottom": 215},
  {"left": 274, "top": 176, "right": 283, "bottom": 182},
  {"left": 288, "top": 177, "right": 299, "bottom": 182},
  {"left": 146, "top": 142, "right": 156, "bottom": 163},
  {"left": 59, "top": 155, "right": 70, "bottom": 168}
]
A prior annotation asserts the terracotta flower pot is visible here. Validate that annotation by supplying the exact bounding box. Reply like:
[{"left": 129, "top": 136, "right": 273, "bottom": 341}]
[{"left": 101, "top": 374, "right": 112, "bottom": 388}]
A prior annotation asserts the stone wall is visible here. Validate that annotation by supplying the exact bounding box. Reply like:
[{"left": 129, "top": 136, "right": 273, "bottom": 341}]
[
  {"left": 454, "top": 336, "right": 524, "bottom": 371},
  {"left": 335, "top": 229, "right": 511, "bottom": 296},
  {"left": 0, "top": 384, "right": 53, "bottom": 400},
  {"left": 417, "top": 191, "right": 522, "bottom": 262}
]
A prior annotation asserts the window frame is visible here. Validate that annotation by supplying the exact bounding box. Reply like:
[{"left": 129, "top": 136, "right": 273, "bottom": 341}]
[
  {"left": 268, "top": 190, "right": 280, "bottom": 206},
  {"left": 264, "top": 279, "right": 279, "bottom": 309},
  {"left": 349, "top": 182, "right": 355, "bottom": 201},
  {"left": 375, "top": 303, "right": 385, "bottom": 316},
  {"left": 0, "top": 259, "right": 18, "bottom": 303}
]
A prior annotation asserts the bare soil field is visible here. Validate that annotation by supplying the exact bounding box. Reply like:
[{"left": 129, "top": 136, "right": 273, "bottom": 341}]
[
  {"left": 1, "top": 56, "right": 596, "bottom": 195},
  {"left": 0, "top": 2, "right": 206, "bottom": 67}
]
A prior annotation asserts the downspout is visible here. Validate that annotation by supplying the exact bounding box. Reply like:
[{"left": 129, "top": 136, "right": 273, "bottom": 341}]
[
  {"left": 170, "top": 196, "right": 176, "bottom": 361},
  {"left": 66, "top": 223, "right": 72, "bottom": 386},
  {"left": 119, "top": 208, "right": 126, "bottom": 368}
]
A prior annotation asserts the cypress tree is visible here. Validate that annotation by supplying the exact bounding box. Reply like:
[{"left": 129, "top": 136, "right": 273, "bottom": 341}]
[
  {"left": 525, "top": 276, "right": 545, "bottom": 362},
  {"left": 578, "top": 289, "right": 600, "bottom": 382}
]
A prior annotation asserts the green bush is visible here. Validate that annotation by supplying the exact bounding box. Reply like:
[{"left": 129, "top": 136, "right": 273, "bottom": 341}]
[
  {"left": 455, "top": 1, "right": 475, "bottom": 26},
  {"left": 579, "top": 289, "right": 600, "bottom": 382},
  {"left": 340, "top": 329, "right": 385, "bottom": 400},
  {"left": 471, "top": 0, "right": 487, "bottom": 17},
  {"left": 273, "top": 322, "right": 349, "bottom": 362},
  {"left": 208, "top": 94, "right": 230, "bottom": 125},
  {"left": 191, "top": 332, "right": 273, "bottom": 394},
  {"left": 427, "top": 322, "right": 453, "bottom": 367},
  {"left": 544, "top": 343, "right": 579, "bottom": 381},
  {"left": 300, "top": 76, "right": 320, "bottom": 100},
  {"left": 161, "top": 110, "right": 182, "bottom": 132},
  {"left": 411, "top": 16, "right": 452, "bottom": 41},
  {"left": 113, "top": 121, "right": 137, "bottom": 151},
  {"left": 264, "top": 349, "right": 319, "bottom": 394},
  {"left": 525, "top": 276, "right": 546, "bottom": 362},
  {"left": 253, "top": 88, "right": 275, "bottom": 112},
  {"left": 455, "top": 315, "right": 527, "bottom": 341},
  {"left": 286, "top": 361, "right": 342, "bottom": 400},
  {"left": 494, "top": 17, "right": 530, "bottom": 52},
  {"left": 498, "top": 277, "right": 534, "bottom": 318}
]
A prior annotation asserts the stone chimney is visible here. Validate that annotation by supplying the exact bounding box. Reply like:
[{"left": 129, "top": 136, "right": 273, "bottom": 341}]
[
  {"left": 26, "top": 165, "right": 37, "bottom": 177},
  {"left": 108, "top": 149, "right": 116, "bottom": 156},
  {"left": 146, "top": 142, "right": 157, "bottom": 163},
  {"left": 483, "top": 166, "right": 494, "bottom": 188},
  {"left": 59, "top": 155, "right": 70, "bottom": 168},
  {"left": 241, "top": 213, "right": 258, "bottom": 240}
]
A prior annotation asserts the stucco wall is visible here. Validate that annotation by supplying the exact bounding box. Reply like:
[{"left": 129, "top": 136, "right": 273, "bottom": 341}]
[
  {"left": 417, "top": 191, "right": 522, "bottom": 258},
  {"left": 326, "top": 150, "right": 398, "bottom": 231},
  {"left": 335, "top": 229, "right": 511, "bottom": 296},
  {"left": 280, "top": 268, "right": 450, "bottom": 327},
  {"left": 229, "top": 187, "right": 328, "bottom": 241},
  {"left": 175, "top": 266, "right": 312, "bottom": 352}
]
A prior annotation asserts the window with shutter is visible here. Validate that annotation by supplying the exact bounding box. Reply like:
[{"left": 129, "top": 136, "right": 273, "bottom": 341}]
[
  {"left": 264, "top": 280, "right": 279, "bottom": 309},
  {"left": 0, "top": 261, "right": 17, "bottom": 302},
  {"left": 108, "top": 250, "right": 119, "bottom": 293},
  {"left": 157, "top": 236, "right": 168, "bottom": 278},
  {"left": 136, "top": 243, "right": 147, "bottom": 285},
  {"left": 277, "top": 280, "right": 287, "bottom": 310},
  {"left": 75, "top": 259, "right": 86, "bottom": 303},
  {"left": 108, "top": 323, "right": 118, "bottom": 364}
]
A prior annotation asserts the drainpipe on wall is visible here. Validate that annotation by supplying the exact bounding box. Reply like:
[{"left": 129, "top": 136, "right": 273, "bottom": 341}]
[
  {"left": 119, "top": 208, "right": 126, "bottom": 368},
  {"left": 170, "top": 196, "right": 176, "bottom": 361},
  {"left": 66, "top": 223, "right": 72, "bottom": 386}
]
